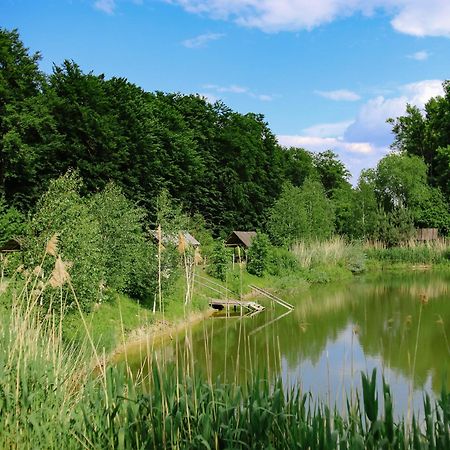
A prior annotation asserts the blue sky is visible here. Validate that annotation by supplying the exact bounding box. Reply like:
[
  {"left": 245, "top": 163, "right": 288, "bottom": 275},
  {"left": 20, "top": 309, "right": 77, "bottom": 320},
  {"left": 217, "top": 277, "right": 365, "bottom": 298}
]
[{"left": 2, "top": 0, "right": 450, "bottom": 180}]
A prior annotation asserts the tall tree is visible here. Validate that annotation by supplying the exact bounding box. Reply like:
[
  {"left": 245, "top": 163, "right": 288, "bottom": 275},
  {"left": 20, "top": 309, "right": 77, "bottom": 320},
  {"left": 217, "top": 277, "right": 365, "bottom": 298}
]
[
  {"left": 0, "top": 28, "right": 45, "bottom": 205},
  {"left": 313, "top": 150, "right": 350, "bottom": 196}
]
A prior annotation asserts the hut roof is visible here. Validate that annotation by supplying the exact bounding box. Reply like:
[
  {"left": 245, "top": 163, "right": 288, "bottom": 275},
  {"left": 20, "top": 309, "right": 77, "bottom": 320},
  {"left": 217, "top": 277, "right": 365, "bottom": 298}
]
[
  {"left": 225, "top": 231, "right": 257, "bottom": 248},
  {"left": 0, "top": 238, "right": 21, "bottom": 253}
]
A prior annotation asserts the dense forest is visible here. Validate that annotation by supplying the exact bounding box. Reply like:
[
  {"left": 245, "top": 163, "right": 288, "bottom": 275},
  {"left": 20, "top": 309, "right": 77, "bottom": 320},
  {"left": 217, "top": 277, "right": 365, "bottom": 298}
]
[{"left": 1, "top": 28, "right": 449, "bottom": 247}]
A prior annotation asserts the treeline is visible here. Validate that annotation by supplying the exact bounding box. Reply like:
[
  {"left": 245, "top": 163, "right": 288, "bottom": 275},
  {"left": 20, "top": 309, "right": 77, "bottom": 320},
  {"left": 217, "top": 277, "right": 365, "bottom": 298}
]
[{"left": 1, "top": 27, "right": 449, "bottom": 247}]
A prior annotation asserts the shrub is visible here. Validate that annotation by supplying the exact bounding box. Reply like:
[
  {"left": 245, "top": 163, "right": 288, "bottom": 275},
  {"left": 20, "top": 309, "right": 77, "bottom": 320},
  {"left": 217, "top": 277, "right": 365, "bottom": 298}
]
[
  {"left": 89, "top": 182, "right": 153, "bottom": 297},
  {"left": 247, "top": 233, "right": 271, "bottom": 277},
  {"left": 0, "top": 197, "right": 25, "bottom": 247},
  {"left": 22, "top": 171, "right": 105, "bottom": 311},
  {"left": 206, "top": 240, "right": 229, "bottom": 281},
  {"left": 267, "top": 247, "right": 299, "bottom": 276}
]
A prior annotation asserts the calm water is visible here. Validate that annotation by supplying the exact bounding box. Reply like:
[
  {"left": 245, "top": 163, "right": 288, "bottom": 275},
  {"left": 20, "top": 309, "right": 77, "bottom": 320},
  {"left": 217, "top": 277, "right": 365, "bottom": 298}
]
[{"left": 128, "top": 271, "right": 450, "bottom": 415}]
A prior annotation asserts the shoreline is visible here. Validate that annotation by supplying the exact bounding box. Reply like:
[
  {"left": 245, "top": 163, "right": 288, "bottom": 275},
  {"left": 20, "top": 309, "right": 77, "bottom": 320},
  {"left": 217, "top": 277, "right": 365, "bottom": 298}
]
[{"left": 108, "top": 307, "right": 216, "bottom": 364}]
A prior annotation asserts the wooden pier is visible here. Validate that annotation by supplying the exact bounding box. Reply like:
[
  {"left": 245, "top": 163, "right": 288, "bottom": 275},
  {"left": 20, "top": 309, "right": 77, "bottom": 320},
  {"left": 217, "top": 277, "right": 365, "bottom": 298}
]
[{"left": 209, "top": 299, "right": 265, "bottom": 314}]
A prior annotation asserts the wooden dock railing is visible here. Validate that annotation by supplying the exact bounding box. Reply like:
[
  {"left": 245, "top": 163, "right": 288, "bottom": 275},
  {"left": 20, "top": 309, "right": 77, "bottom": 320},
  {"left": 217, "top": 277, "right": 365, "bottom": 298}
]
[{"left": 248, "top": 285, "right": 294, "bottom": 311}]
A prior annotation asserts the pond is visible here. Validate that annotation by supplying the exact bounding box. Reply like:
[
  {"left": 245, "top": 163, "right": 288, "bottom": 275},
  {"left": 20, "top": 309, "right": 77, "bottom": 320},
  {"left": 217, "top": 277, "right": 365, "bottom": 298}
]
[{"left": 127, "top": 270, "right": 450, "bottom": 416}]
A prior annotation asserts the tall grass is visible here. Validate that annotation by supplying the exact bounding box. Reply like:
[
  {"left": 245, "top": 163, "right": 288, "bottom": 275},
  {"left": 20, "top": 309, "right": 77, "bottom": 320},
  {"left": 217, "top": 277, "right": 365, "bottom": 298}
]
[
  {"left": 365, "top": 238, "right": 450, "bottom": 265},
  {"left": 292, "top": 237, "right": 366, "bottom": 274},
  {"left": 1, "top": 239, "right": 449, "bottom": 449}
]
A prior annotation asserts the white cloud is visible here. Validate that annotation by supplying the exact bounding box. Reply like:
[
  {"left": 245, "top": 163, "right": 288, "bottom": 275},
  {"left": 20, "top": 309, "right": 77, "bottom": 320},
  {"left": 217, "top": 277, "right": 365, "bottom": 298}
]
[
  {"left": 182, "top": 32, "right": 225, "bottom": 48},
  {"left": 204, "top": 83, "right": 249, "bottom": 93},
  {"left": 278, "top": 135, "right": 375, "bottom": 155},
  {"left": 94, "top": 0, "right": 116, "bottom": 14},
  {"left": 407, "top": 50, "right": 429, "bottom": 61},
  {"left": 302, "top": 120, "right": 354, "bottom": 138},
  {"left": 257, "top": 94, "right": 274, "bottom": 101},
  {"left": 278, "top": 79, "right": 444, "bottom": 181},
  {"left": 315, "top": 89, "right": 361, "bottom": 102},
  {"left": 203, "top": 83, "right": 274, "bottom": 101},
  {"left": 168, "top": 0, "right": 450, "bottom": 37},
  {"left": 345, "top": 79, "right": 444, "bottom": 146}
]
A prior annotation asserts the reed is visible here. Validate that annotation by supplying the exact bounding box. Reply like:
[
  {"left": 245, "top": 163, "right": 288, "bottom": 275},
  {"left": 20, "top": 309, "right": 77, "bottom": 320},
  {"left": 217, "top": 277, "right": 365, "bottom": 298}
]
[
  {"left": 1, "top": 237, "right": 449, "bottom": 449},
  {"left": 365, "top": 238, "right": 450, "bottom": 265}
]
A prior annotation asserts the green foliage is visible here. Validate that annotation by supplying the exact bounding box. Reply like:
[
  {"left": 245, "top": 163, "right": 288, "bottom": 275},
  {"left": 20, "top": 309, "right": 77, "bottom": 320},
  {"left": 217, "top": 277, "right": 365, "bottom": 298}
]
[
  {"left": 267, "top": 179, "right": 335, "bottom": 247},
  {"left": 267, "top": 246, "right": 299, "bottom": 276},
  {"left": 0, "top": 197, "right": 25, "bottom": 246},
  {"left": 23, "top": 171, "right": 105, "bottom": 310},
  {"left": 206, "top": 240, "right": 229, "bottom": 281},
  {"left": 155, "top": 188, "right": 189, "bottom": 234},
  {"left": 391, "top": 82, "right": 450, "bottom": 200},
  {"left": 375, "top": 208, "right": 416, "bottom": 246},
  {"left": 366, "top": 241, "right": 450, "bottom": 264},
  {"left": 282, "top": 147, "right": 317, "bottom": 187},
  {"left": 89, "top": 183, "right": 156, "bottom": 300},
  {"left": 374, "top": 153, "right": 429, "bottom": 214},
  {"left": 247, "top": 232, "right": 271, "bottom": 277},
  {"left": 414, "top": 186, "right": 450, "bottom": 234},
  {"left": 313, "top": 149, "right": 351, "bottom": 195}
]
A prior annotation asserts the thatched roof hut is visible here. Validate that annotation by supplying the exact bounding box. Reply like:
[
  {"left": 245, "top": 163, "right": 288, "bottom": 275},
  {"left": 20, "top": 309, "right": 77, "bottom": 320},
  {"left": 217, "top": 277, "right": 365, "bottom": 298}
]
[{"left": 225, "top": 231, "right": 257, "bottom": 249}]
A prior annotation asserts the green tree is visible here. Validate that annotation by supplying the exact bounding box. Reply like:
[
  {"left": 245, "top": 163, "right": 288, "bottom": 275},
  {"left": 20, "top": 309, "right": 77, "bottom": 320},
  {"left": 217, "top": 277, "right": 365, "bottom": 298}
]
[
  {"left": 23, "top": 172, "right": 105, "bottom": 311},
  {"left": 206, "top": 240, "right": 229, "bottom": 281},
  {"left": 282, "top": 147, "right": 317, "bottom": 187},
  {"left": 374, "top": 154, "right": 429, "bottom": 215},
  {"left": 247, "top": 233, "right": 271, "bottom": 277},
  {"left": 353, "top": 170, "right": 380, "bottom": 240},
  {"left": 267, "top": 183, "right": 307, "bottom": 247},
  {"left": 89, "top": 182, "right": 150, "bottom": 295},
  {"left": 0, "top": 28, "right": 47, "bottom": 206},
  {"left": 267, "top": 179, "right": 334, "bottom": 246},
  {"left": 313, "top": 150, "right": 350, "bottom": 196},
  {"left": 0, "top": 197, "right": 25, "bottom": 246},
  {"left": 390, "top": 81, "right": 450, "bottom": 199}
]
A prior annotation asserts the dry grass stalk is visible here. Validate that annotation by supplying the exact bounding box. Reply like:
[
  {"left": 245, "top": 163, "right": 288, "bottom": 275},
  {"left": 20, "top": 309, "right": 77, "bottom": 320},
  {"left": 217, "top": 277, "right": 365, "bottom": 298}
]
[
  {"left": 45, "top": 233, "right": 59, "bottom": 257},
  {"left": 178, "top": 232, "right": 186, "bottom": 254},
  {"left": 49, "top": 257, "right": 71, "bottom": 288}
]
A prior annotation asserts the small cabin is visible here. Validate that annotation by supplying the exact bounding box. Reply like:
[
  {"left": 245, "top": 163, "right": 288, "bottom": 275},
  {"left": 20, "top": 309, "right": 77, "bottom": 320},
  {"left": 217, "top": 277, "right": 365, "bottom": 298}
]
[
  {"left": 0, "top": 238, "right": 21, "bottom": 254},
  {"left": 225, "top": 231, "right": 257, "bottom": 249},
  {"left": 416, "top": 228, "right": 438, "bottom": 242}
]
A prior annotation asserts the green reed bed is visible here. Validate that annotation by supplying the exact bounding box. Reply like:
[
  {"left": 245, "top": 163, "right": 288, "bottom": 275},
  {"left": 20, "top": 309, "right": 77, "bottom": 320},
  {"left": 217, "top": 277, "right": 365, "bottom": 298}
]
[
  {"left": 365, "top": 239, "right": 450, "bottom": 265},
  {"left": 1, "top": 242, "right": 449, "bottom": 449},
  {"left": 1, "top": 305, "right": 449, "bottom": 450}
]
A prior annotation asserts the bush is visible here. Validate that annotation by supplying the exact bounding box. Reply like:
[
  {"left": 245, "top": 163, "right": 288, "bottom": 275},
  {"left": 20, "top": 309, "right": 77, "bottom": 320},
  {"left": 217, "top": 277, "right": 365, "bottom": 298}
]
[
  {"left": 0, "top": 197, "right": 25, "bottom": 247},
  {"left": 267, "top": 247, "right": 299, "bottom": 276},
  {"left": 89, "top": 183, "right": 153, "bottom": 297},
  {"left": 247, "top": 233, "right": 271, "bottom": 277},
  {"left": 206, "top": 240, "right": 229, "bottom": 281},
  {"left": 22, "top": 171, "right": 105, "bottom": 311}
]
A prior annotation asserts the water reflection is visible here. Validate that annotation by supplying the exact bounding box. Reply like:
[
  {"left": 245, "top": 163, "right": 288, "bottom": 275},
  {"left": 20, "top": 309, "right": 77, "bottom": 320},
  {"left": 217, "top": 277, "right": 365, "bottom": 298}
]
[{"left": 127, "top": 271, "right": 450, "bottom": 415}]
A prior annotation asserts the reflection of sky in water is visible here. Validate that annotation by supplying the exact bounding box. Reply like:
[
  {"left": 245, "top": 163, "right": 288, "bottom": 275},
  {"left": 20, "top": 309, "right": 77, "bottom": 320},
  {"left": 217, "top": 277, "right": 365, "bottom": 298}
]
[
  {"left": 125, "top": 271, "right": 449, "bottom": 418},
  {"left": 280, "top": 324, "right": 433, "bottom": 418}
]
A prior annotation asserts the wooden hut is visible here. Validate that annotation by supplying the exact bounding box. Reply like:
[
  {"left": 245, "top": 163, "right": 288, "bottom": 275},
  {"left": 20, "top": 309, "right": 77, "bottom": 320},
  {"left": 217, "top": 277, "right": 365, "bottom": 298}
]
[
  {"left": 225, "top": 231, "right": 257, "bottom": 249},
  {"left": 0, "top": 238, "right": 21, "bottom": 254},
  {"left": 416, "top": 228, "right": 438, "bottom": 242}
]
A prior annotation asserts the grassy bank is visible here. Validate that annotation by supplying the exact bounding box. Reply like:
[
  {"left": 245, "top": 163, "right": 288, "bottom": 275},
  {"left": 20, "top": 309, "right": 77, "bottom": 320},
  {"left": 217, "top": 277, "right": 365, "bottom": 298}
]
[{"left": 61, "top": 237, "right": 450, "bottom": 353}]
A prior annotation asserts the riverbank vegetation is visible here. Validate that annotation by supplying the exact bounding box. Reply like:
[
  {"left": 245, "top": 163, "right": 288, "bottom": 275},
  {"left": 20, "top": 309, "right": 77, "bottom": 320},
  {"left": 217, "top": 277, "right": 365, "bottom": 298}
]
[
  {"left": 1, "top": 285, "right": 450, "bottom": 449},
  {"left": 1, "top": 27, "right": 450, "bottom": 448},
  {"left": 1, "top": 27, "right": 449, "bottom": 337}
]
